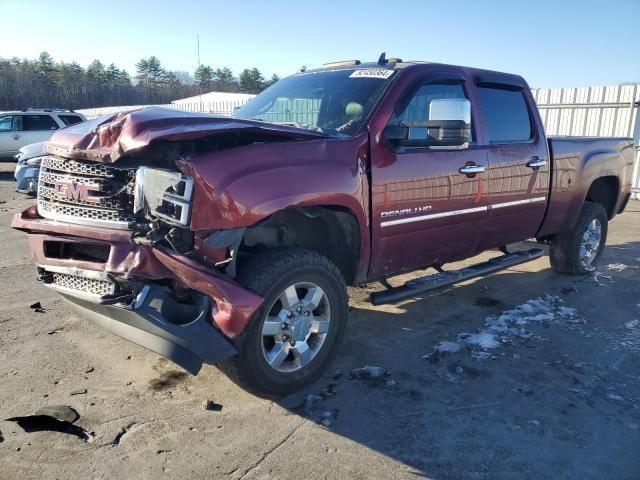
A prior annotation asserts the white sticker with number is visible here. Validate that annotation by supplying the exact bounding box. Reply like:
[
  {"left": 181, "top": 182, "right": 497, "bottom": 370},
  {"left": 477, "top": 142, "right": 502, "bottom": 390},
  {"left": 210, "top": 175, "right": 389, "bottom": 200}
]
[{"left": 349, "top": 69, "right": 395, "bottom": 79}]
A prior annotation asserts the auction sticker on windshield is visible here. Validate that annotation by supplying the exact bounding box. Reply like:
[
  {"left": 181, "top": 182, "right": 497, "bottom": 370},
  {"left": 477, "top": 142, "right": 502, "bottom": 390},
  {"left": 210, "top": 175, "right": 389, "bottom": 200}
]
[{"left": 349, "top": 69, "right": 395, "bottom": 79}]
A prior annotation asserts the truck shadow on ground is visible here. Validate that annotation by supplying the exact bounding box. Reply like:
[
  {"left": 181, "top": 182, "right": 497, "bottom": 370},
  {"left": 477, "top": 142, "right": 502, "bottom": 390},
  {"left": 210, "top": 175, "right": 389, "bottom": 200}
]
[{"left": 274, "top": 239, "right": 640, "bottom": 478}]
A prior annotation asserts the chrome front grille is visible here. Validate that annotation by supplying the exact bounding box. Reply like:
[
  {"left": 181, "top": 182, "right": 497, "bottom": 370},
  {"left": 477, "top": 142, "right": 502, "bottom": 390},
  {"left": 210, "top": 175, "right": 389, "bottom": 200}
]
[
  {"left": 40, "top": 156, "right": 116, "bottom": 177},
  {"left": 37, "top": 156, "right": 137, "bottom": 229}
]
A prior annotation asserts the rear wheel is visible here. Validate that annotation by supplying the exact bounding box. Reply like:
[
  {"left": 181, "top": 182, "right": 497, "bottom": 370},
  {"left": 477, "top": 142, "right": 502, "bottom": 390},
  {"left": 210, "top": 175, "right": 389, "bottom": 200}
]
[
  {"left": 218, "top": 248, "right": 348, "bottom": 397},
  {"left": 550, "top": 201, "right": 608, "bottom": 275}
]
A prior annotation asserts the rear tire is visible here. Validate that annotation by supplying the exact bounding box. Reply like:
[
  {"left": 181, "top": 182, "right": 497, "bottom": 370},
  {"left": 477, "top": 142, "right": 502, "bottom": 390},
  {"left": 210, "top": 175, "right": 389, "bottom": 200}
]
[
  {"left": 549, "top": 201, "right": 608, "bottom": 275},
  {"left": 218, "top": 248, "right": 348, "bottom": 397}
]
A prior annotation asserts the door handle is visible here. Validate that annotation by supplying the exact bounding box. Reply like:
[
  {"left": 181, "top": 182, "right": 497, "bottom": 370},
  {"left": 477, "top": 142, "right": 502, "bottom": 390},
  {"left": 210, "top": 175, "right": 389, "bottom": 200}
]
[
  {"left": 12, "top": 134, "right": 20, "bottom": 140},
  {"left": 527, "top": 157, "right": 546, "bottom": 169},
  {"left": 459, "top": 164, "right": 486, "bottom": 175}
]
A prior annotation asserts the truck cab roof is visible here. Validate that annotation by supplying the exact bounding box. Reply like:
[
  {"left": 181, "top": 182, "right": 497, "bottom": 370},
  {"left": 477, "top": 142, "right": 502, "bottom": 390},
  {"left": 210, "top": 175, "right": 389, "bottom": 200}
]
[{"left": 302, "top": 59, "right": 529, "bottom": 90}]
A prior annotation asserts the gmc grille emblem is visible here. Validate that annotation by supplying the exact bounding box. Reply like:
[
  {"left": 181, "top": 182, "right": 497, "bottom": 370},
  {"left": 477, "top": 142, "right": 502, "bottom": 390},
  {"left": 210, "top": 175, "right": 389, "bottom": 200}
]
[{"left": 53, "top": 180, "right": 102, "bottom": 204}]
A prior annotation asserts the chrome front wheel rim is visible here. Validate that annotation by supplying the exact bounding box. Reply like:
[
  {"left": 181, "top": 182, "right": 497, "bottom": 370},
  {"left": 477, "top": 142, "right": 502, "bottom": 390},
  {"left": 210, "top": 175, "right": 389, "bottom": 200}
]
[
  {"left": 579, "top": 219, "right": 602, "bottom": 268},
  {"left": 260, "top": 282, "right": 331, "bottom": 373}
]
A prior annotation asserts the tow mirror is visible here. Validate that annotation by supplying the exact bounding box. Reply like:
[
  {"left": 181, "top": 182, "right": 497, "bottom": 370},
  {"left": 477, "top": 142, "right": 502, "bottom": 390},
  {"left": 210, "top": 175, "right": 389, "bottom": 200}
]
[
  {"left": 386, "top": 98, "right": 472, "bottom": 150},
  {"left": 383, "top": 124, "right": 409, "bottom": 142}
]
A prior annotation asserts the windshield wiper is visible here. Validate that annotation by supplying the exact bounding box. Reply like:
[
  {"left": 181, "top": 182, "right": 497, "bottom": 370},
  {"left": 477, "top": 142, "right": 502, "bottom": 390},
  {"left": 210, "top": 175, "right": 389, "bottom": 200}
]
[{"left": 316, "top": 128, "right": 348, "bottom": 138}]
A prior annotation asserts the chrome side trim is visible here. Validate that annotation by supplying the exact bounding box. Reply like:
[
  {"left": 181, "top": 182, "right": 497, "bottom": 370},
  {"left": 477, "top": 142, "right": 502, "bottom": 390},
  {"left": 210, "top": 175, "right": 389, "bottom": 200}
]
[
  {"left": 459, "top": 164, "right": 486, "bottom": 174},
  {"left": 381, "top": 206, "right": 488, "bottom": 227},
  {"left": 489, "top": 196, "right": 547, "bottom": 210},
  {"left": 380, "top": 197, "right": 547, "bottom": 227}
]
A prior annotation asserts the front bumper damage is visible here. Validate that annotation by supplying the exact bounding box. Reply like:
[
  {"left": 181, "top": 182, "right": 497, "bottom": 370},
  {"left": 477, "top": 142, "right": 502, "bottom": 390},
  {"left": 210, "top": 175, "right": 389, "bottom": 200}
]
[
  {"left": 61, "top": 286, "right": 236, "bottom": 374},
  {"left": 12, "top": 207, "right": 264, "bottom": 374}
]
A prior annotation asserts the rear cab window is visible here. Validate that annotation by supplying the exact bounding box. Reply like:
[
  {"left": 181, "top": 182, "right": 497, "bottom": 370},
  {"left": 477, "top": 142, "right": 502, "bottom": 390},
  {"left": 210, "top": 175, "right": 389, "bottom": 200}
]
[{"left": 477, "top": 86, "right": 533, "bottom": 144}]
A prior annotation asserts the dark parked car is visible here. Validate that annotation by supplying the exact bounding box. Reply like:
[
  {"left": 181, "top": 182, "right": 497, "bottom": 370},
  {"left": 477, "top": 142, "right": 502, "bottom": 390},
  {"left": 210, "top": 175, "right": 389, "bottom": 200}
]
[{"left": 12, "top": 59, "right": 635, "bottom": 396}]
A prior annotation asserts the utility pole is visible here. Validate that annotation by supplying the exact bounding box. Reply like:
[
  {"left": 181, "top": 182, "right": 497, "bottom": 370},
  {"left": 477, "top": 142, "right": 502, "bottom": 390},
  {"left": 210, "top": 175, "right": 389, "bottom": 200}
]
[{"left": 197, "top": 34, "right": 203, "bottom": 111}]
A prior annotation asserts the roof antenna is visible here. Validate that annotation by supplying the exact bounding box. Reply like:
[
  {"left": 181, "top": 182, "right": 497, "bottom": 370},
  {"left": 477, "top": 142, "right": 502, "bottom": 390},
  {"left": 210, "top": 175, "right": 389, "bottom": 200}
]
[{"left": 377, "top": 52, "right": 387, "bottom": 65}]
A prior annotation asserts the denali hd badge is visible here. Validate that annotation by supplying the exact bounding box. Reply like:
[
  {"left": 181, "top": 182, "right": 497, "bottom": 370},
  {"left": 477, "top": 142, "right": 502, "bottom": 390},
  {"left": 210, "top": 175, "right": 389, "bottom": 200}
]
[
  {"left": 381, "top": 205, "right": 432, "bottom": 219},
  {"left": 53, "top": 180, "right": 102, "bottom": 204}
]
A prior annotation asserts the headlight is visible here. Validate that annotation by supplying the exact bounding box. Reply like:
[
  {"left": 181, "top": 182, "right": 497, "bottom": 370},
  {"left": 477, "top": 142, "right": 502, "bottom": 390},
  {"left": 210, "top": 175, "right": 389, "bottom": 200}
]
[
  {"left": 134, "top": 167, "right": 194, "bottom": 227},
  {"left": 25, "top": 156, "right": 44, "bottom": 166}
]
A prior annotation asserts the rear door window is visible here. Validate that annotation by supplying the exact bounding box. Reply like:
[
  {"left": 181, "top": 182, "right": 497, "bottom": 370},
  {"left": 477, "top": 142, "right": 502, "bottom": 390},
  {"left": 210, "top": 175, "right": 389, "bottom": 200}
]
[
  {"left": 58, "top": 115, "right": 84, "bottom": 126},
  {"left": 477, "top": 86, "right": 533, "bottom": 144},
  {"left": 23, "top": 115, "right": 59, "bottom": 131}
]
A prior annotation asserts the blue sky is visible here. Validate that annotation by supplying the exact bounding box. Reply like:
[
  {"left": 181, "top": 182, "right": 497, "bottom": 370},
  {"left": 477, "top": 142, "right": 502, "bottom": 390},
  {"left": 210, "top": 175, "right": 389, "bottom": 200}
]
[{"left": 3, "top": 0, "right": 639, "bottom": 88}]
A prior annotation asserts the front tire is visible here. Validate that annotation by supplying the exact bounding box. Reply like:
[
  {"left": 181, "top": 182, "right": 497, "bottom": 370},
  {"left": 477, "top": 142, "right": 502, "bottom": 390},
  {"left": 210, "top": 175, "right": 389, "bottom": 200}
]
[
  {"left": 218, "top": 248, "right": 348, "bottom": 397},
  {"left": 550, "top": 201, "right": 608, "bottom": 275}
]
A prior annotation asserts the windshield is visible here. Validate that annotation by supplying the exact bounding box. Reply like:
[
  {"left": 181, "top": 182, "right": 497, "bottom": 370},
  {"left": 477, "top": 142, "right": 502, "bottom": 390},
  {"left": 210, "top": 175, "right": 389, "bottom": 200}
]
[{"left": 233, "top": 68, "right": 394, "bottom": 137}]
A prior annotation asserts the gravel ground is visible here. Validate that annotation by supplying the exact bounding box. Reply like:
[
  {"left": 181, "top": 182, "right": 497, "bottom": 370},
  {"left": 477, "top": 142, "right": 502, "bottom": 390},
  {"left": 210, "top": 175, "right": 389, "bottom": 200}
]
[{"left": 0, "top": 161, "right": 639, "bottom": 480}]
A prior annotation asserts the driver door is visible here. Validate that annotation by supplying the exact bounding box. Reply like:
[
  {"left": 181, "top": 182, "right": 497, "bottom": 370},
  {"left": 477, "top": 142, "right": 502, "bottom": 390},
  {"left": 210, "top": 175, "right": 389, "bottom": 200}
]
[{"left": 369, "top": 76, "right": 488, "bottom": 278}]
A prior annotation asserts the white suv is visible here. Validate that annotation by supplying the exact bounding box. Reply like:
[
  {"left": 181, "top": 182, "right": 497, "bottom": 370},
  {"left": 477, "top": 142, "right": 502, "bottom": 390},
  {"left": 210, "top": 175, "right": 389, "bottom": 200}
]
[{"left": 0, "top": 109, "right": 86, "bottom": 158}]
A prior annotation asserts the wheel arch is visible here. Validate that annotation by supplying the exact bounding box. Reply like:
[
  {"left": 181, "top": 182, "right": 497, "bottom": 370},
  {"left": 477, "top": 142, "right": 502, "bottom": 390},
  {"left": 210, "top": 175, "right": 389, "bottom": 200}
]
[
  {"left": 585, "top": 176, "right": 620, "bottom": 219},
  {"left": 238, "top": 206, "right": 363, "bottom": 285}
]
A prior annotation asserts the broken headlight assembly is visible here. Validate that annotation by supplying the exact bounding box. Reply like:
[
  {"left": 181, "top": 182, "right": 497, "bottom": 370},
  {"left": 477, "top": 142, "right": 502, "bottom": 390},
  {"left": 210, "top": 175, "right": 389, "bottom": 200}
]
[{"left": 133, "top": 167, "right": 194, "bottom": 227}]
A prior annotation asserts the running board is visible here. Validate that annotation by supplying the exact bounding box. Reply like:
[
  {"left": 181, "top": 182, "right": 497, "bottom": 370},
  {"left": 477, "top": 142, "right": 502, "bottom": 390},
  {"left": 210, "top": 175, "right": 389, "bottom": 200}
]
[{"left": 370, "top": 248, "right": 544, "bottom": 306}]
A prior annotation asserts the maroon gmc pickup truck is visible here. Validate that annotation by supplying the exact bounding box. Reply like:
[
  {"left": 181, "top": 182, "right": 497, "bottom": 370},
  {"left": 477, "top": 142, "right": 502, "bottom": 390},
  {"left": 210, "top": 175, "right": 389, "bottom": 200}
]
[{"left": 12, "top": 58, "right": 635, "bottom": 396}]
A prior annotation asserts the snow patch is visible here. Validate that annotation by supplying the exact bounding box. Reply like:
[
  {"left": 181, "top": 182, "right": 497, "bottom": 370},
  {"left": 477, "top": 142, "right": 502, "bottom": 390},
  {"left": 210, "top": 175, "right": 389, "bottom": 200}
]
[
  {"left": 431, "top": 341, "right": 462, "bottom": 354},
  {"left": 462, "top": 332, "right": 500, "bottom": 349},
  {"left": 590, "top": 271, "right": 613, "bottom": 286},
  {"left": 426, "top": 295, "right": 583, "bottom": 361},
  {"left": 607, "top": 263, "right": 638, "bottom": 272}
]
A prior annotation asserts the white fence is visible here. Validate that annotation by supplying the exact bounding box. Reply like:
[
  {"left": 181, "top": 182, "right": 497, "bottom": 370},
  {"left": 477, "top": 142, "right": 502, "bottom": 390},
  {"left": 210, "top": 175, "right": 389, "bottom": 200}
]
[
  {"left": 77, "top": 84, "right": 640, "bottom": 199},
  {"left": 532, "top": 84, "right": 640, "bottom": 198},
  {"left": 76, "top": 99, "right": 253, "bottom": 120}
]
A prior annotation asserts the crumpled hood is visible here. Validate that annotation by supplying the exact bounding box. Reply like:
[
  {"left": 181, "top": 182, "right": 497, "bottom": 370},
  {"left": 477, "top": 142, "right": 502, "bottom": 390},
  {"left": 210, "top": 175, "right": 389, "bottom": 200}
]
[{"left": 44, "top": 107, "right": 325, "bottom": 162}]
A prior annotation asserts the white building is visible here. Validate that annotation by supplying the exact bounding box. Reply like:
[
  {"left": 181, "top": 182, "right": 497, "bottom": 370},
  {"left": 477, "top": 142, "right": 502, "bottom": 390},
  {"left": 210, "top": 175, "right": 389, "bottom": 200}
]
[{"left": 171, "top": 91, "right": 256, "bottom": 105}]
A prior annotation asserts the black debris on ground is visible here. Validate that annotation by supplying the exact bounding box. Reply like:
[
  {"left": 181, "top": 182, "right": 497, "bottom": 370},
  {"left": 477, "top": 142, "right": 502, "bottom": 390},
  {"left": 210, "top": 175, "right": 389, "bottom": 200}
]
[
  {"left": 148, "top": 370, "right": 189, "bottom": 391},
  {"left": 203, "top": 400, "right": 223, "bottom": 412},
  {"left": 70, "top": 389, "right": 87, "bottom": 396},
  {"left": 0, "top": 429, "right": 4, "bottom": 443},
  {"left": 5, "top": 405, "right": 92, "bottom": 442},
  {"left": 29, "top": 302, "right": 46, "bottom": 313}
]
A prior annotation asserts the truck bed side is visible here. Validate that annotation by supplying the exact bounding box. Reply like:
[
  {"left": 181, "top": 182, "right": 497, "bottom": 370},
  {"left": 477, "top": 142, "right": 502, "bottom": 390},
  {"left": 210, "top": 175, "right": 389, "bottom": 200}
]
[{"left": 537, "top": 137, "right": 635, "bottom": 237}]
